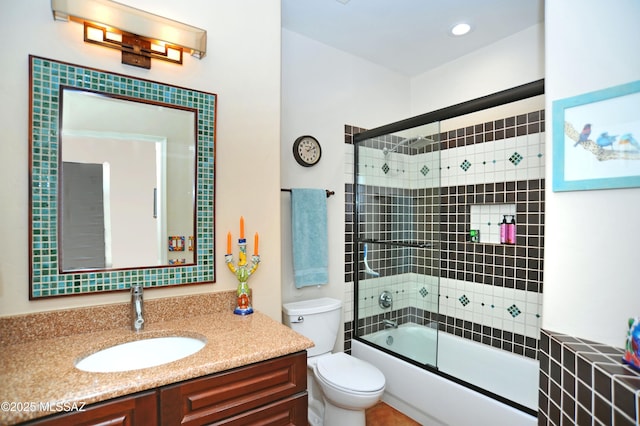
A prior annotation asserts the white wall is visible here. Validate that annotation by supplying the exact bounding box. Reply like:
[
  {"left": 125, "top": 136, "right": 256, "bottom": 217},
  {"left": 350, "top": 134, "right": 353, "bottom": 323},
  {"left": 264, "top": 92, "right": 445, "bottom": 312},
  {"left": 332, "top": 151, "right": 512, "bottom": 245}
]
[
  {"left": 280, "top": 29, "right": 411, "bottom": 308},
  {"left": 543, "top": 0, "right": 640, "bottom": 348},
  {"left": 410, "top": 24, "right": 544, "bottom": 117},
  {"left": 0, "top": 0, "right": 283, "bottom": 321}
]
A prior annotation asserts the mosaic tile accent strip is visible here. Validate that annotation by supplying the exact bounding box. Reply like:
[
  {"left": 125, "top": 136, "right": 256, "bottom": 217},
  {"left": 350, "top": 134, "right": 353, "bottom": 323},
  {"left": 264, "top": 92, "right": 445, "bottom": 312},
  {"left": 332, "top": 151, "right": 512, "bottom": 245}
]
[
  {"left": 29, "top": 56, "right": 217, "bottom": 298},
  {"left": 435, "top": 276, "right": 540, "bottom": 340},
  {"left": 539, "top": 329, "right": 640, "bottom": 425}
]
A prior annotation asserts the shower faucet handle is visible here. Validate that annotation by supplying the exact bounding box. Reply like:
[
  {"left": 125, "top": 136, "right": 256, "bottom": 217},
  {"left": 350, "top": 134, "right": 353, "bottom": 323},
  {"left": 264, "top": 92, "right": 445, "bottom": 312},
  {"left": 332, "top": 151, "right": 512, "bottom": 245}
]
[{"left": 379, "top": 291, "right": 393, "bottom": 309}]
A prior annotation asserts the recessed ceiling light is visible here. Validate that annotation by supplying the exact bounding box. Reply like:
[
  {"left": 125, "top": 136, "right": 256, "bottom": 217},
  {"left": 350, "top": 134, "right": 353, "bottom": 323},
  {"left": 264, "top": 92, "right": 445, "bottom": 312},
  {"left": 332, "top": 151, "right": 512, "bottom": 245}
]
[{"left": 451, "top": 23, "right": 471, "bottom": 36}]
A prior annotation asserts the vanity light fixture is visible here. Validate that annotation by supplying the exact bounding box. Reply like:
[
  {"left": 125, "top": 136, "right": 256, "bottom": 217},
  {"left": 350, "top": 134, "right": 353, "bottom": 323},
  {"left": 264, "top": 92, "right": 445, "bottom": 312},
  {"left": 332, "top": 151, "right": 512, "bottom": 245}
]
[{"left": 51, "top": 0, "right": 207, "bottom": 69}]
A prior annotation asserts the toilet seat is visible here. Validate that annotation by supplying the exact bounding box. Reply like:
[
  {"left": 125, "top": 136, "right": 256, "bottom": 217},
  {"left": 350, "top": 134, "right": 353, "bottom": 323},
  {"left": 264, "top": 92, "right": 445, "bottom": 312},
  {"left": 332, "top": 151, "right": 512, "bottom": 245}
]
[{"left": 315, "top": 352, "right": 385, "bottom": 394}]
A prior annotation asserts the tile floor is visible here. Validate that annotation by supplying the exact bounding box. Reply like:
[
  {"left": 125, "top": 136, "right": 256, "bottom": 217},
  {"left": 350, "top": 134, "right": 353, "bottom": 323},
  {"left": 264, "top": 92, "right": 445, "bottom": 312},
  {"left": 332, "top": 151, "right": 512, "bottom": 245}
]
[{"left": 365, "top": 402, "right": 421, "bottom": 426}]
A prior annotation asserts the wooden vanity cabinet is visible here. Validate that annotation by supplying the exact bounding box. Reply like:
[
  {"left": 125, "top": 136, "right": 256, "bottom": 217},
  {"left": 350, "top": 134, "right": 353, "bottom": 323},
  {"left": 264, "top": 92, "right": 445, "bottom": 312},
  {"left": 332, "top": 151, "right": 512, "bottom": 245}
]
[
  {"left": 23, "top": 351, "right": 307, "bottom": 426},
  {"left": 25, "top": 390, "right": 157, "bottom": 426},
  {"left": 160, "top": 351, "right": 307, "bottom": 425}
]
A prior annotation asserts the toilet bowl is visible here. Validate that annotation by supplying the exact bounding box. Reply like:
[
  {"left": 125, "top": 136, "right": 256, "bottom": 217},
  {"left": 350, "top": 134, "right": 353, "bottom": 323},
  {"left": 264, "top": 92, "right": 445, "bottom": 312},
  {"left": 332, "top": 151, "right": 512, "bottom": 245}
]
[
  {"left": 312, "top": 352, "right": 385, "bottom": 426},
  {"left": 282, "top": 298, "right": 386, "bottom": 426}
]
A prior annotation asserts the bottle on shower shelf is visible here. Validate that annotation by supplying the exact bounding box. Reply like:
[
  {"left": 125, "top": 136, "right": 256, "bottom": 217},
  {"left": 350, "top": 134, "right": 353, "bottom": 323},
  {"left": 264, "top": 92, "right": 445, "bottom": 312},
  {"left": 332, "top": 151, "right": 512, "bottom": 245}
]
[
  {"left": 499, "top": 216, "right": 508, "bottom": 244},
  {"left": 507, "top": 215, "right": 516, "bottom": 245}
]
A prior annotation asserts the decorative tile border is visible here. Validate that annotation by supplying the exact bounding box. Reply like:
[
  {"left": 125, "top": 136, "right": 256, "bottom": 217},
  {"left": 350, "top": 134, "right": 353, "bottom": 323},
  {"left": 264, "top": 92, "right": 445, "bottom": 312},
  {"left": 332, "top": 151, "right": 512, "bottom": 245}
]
[
  {"left": 29, "top": 56, "right": 216, "bottom": 298},
  {"left": 348, "top": 273, "right": 540, "bottom": 359}
]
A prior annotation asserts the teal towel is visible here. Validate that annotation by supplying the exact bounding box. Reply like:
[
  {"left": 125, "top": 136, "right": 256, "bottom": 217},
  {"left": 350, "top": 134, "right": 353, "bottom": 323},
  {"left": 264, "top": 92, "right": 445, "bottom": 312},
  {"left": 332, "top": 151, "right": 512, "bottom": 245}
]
[{"left": 291, "top": 188, "right": 328, "bottom": 288}]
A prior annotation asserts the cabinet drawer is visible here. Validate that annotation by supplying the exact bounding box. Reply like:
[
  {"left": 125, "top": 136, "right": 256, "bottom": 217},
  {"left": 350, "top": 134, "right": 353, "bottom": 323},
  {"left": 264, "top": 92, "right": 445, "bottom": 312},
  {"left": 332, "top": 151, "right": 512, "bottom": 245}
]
[
  {"left": 214, "top": 393, "right": 307, "bottom": 426},
  {"left": 25, "top": 390, "right": 157, "bottom": 426},
  {"left": 160, "top": 351, "right": 307, "bottom": 426}
]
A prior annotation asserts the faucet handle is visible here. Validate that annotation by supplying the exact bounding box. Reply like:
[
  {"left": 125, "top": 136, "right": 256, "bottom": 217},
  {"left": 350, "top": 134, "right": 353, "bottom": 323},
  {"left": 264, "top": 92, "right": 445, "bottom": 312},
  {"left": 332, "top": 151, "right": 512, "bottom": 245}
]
[{"left": 378, "top": 290, "right": 393, "bottom": 309}]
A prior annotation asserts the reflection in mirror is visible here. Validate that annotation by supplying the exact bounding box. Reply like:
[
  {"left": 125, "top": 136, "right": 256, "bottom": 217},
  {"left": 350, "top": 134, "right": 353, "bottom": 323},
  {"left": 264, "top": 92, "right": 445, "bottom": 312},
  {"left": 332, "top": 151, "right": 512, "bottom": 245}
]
[
  {"left": 60, "top": 88, "right": 196, "bottom": 271},
  {"left": 29, "top": 56, "right": 217, "bottom": 298}
]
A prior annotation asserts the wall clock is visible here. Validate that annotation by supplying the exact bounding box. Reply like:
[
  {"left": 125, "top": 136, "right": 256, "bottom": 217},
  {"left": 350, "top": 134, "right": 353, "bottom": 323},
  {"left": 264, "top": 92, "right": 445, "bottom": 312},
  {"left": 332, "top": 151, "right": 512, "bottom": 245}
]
[{"left": 293, "top": 135, "right": 322, "bottom": 167}]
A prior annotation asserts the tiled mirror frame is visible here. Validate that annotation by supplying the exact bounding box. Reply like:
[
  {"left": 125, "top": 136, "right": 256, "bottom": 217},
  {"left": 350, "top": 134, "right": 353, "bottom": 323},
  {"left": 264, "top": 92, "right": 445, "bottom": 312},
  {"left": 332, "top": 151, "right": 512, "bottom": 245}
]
[{"left": 28, "top": 55, "right": 217, "bottom": 298}]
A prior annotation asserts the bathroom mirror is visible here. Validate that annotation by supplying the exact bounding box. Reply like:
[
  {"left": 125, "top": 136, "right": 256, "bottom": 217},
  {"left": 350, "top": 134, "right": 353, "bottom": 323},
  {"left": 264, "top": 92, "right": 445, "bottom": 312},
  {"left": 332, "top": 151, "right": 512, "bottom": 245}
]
[
  {"left": 60, "top": 87, "right": 196, "bottom": 271},
  {"left": 29, "top": 56, "right": 217, "bottom": 298}
]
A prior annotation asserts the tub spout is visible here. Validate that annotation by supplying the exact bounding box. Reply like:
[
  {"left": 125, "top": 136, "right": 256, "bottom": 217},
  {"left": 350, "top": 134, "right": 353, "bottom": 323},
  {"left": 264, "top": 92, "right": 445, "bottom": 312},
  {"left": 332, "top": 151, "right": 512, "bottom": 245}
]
[{"left": 383, "top": 319, "right": 398, "bottom": 329}]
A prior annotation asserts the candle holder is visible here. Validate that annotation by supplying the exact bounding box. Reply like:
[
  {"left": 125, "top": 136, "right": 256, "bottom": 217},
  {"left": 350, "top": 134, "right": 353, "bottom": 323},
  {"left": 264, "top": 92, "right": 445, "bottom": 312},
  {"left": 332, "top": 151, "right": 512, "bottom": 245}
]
[{"left": 225, "top": 238, "right": 260, "bottom": 315}]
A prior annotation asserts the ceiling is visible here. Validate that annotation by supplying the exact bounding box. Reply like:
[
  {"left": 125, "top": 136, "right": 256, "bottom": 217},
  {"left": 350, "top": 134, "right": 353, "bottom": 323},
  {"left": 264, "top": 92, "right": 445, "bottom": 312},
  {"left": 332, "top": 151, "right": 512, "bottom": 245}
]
[{"left": 281, "top": 0, "right": 544, "bottom": 77}]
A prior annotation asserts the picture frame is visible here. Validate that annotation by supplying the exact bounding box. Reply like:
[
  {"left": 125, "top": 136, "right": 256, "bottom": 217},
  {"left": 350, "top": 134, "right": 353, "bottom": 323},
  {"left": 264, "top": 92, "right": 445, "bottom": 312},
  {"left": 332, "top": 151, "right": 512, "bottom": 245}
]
[{"left": 552, "top": 80, "right": 640, "bottom": 192}]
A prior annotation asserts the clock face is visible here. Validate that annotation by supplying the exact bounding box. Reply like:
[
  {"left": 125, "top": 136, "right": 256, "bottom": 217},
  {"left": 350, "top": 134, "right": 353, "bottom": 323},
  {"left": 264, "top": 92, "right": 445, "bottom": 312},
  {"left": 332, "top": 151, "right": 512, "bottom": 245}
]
[{"left": 293, "top": 136, "right": 321, "bottom": 167}]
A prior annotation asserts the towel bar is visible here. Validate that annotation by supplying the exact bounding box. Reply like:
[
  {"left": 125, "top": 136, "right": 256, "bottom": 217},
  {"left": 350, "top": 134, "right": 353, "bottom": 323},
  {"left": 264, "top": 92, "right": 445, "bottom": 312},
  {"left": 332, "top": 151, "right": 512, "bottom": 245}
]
[{"left": 281, "top": 188, "right": 334, "bottom": 198}]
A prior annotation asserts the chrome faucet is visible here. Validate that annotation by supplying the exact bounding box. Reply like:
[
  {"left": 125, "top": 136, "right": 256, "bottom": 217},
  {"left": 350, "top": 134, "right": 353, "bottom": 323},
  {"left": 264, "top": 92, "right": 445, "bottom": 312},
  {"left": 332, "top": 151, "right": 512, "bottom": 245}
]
[
  {"left": 383, "top": 319, "right": 398, "bottom": 329},
  {"left": 131, "top": 284, "right": 145, "bottom": 332}
]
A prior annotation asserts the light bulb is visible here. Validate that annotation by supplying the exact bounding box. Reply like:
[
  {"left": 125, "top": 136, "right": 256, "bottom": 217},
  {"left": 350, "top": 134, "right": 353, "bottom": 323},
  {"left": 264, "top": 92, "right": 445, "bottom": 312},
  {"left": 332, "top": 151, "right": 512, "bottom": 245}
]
[{"left": 451, "top": 23, "right": 471, "bottom": 36}]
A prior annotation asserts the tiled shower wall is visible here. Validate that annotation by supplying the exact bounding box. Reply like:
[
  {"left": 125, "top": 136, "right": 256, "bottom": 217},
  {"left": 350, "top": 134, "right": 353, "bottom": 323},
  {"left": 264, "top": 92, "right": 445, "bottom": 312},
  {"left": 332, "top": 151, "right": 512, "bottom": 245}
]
[{"left": 343, "top": 109, "right": 545, "bottom": 359}]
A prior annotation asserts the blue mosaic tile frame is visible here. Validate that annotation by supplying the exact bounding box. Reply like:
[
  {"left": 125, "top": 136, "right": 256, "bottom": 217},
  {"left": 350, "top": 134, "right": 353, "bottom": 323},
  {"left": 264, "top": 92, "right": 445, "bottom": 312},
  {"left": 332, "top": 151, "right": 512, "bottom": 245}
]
[{"left": 29, "top": 56, "right": 216, "bottom": 298}]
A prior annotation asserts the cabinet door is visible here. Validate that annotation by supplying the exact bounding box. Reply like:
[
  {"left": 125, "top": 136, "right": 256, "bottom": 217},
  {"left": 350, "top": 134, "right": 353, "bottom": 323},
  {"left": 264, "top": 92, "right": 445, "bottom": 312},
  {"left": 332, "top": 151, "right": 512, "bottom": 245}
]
[
  {"left": 24, "top": 391, "right": 157, "bottom": 426},
  {"left": 160, "top": 351, "right": 307, "bottom": 426}
]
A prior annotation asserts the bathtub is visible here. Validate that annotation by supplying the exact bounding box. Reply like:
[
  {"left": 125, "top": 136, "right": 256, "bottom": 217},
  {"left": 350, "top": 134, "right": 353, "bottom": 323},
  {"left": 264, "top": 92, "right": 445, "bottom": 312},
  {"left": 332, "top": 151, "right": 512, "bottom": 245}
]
[{"left": 352, "top": 323, "right": 538, "bottom": 426}]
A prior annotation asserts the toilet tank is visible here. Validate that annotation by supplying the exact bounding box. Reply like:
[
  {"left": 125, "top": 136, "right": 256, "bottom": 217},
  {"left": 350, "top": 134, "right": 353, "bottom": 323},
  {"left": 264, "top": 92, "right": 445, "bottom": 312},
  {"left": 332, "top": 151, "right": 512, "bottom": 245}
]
[{"left": 282, "top": 297, "right": 342, "bottom": 357}]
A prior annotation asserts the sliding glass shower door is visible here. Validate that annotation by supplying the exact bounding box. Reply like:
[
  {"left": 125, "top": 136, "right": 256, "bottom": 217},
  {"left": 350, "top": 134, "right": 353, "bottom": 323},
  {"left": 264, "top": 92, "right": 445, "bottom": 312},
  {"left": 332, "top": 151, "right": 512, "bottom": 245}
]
[{"left": 353, "top": 121, "right": 441, "bottom": 367}]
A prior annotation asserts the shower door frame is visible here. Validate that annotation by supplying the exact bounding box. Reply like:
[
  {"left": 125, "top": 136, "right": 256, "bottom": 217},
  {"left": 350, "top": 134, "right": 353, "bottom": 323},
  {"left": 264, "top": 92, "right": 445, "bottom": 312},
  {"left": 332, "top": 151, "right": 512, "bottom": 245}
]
[{"left": 351, "top": 79, "right": 545, "bottom": 369}]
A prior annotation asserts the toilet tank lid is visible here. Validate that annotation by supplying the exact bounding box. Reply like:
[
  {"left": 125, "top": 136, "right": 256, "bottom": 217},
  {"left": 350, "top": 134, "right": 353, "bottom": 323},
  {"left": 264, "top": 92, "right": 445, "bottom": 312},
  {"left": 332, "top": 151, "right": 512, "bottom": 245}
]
[{"left": 282, "top": 297, "right": 342, "bottom": 316}]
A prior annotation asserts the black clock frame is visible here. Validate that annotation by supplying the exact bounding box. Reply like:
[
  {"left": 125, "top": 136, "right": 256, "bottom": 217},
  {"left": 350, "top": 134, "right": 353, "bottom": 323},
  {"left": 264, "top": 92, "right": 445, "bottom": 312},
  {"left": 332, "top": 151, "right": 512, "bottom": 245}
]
[{"left": 292, "top": 135, "right": 321, "bottom": 167}]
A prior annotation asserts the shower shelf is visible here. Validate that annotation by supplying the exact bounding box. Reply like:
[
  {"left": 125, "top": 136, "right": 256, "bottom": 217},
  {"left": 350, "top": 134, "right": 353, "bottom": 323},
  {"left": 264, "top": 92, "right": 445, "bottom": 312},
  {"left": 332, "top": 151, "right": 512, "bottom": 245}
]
[{"left": 359, "top": 238, "right": 432, "bottom": 249}]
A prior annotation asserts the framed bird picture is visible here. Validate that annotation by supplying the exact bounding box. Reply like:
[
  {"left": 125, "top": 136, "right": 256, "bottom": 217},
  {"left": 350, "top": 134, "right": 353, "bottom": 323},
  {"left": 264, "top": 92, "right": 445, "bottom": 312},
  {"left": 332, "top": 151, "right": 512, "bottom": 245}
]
[{"left": 552, "top": 79, "right": 640, "bottom": 191}]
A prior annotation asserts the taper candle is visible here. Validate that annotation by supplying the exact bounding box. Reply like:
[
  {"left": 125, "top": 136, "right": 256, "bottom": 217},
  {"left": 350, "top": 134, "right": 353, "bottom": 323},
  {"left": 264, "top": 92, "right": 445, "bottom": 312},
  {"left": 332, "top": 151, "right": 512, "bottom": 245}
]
[
  {"left": 227, "top": 232, "right": 232, "bottom": 254},
  {"left": 254, "top": 232, "right": 259, "bottom": 255},
  {"left": 240, "top": 216, "right": 245, "bottom": 239}
]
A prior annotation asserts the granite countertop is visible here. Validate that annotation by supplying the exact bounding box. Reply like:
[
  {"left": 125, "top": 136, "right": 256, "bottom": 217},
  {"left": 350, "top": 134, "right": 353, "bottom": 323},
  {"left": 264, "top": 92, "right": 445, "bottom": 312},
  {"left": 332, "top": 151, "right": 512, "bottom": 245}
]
[{"left": 0, "top": 294, "right": 314, "bottom": 425}]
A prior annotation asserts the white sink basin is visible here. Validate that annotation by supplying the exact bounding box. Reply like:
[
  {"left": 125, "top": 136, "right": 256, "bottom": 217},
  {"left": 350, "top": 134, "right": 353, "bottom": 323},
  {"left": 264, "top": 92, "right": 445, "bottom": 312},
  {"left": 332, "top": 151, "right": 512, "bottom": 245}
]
[{"left": 75, "top": 336, "right": 206, "bottom": 373}]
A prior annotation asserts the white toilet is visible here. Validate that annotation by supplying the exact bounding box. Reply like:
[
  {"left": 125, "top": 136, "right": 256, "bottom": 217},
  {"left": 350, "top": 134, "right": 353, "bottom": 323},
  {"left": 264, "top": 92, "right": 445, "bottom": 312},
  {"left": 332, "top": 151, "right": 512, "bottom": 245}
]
[{"left": 282, "top": 297, "right": 385, "bottom": 426}]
